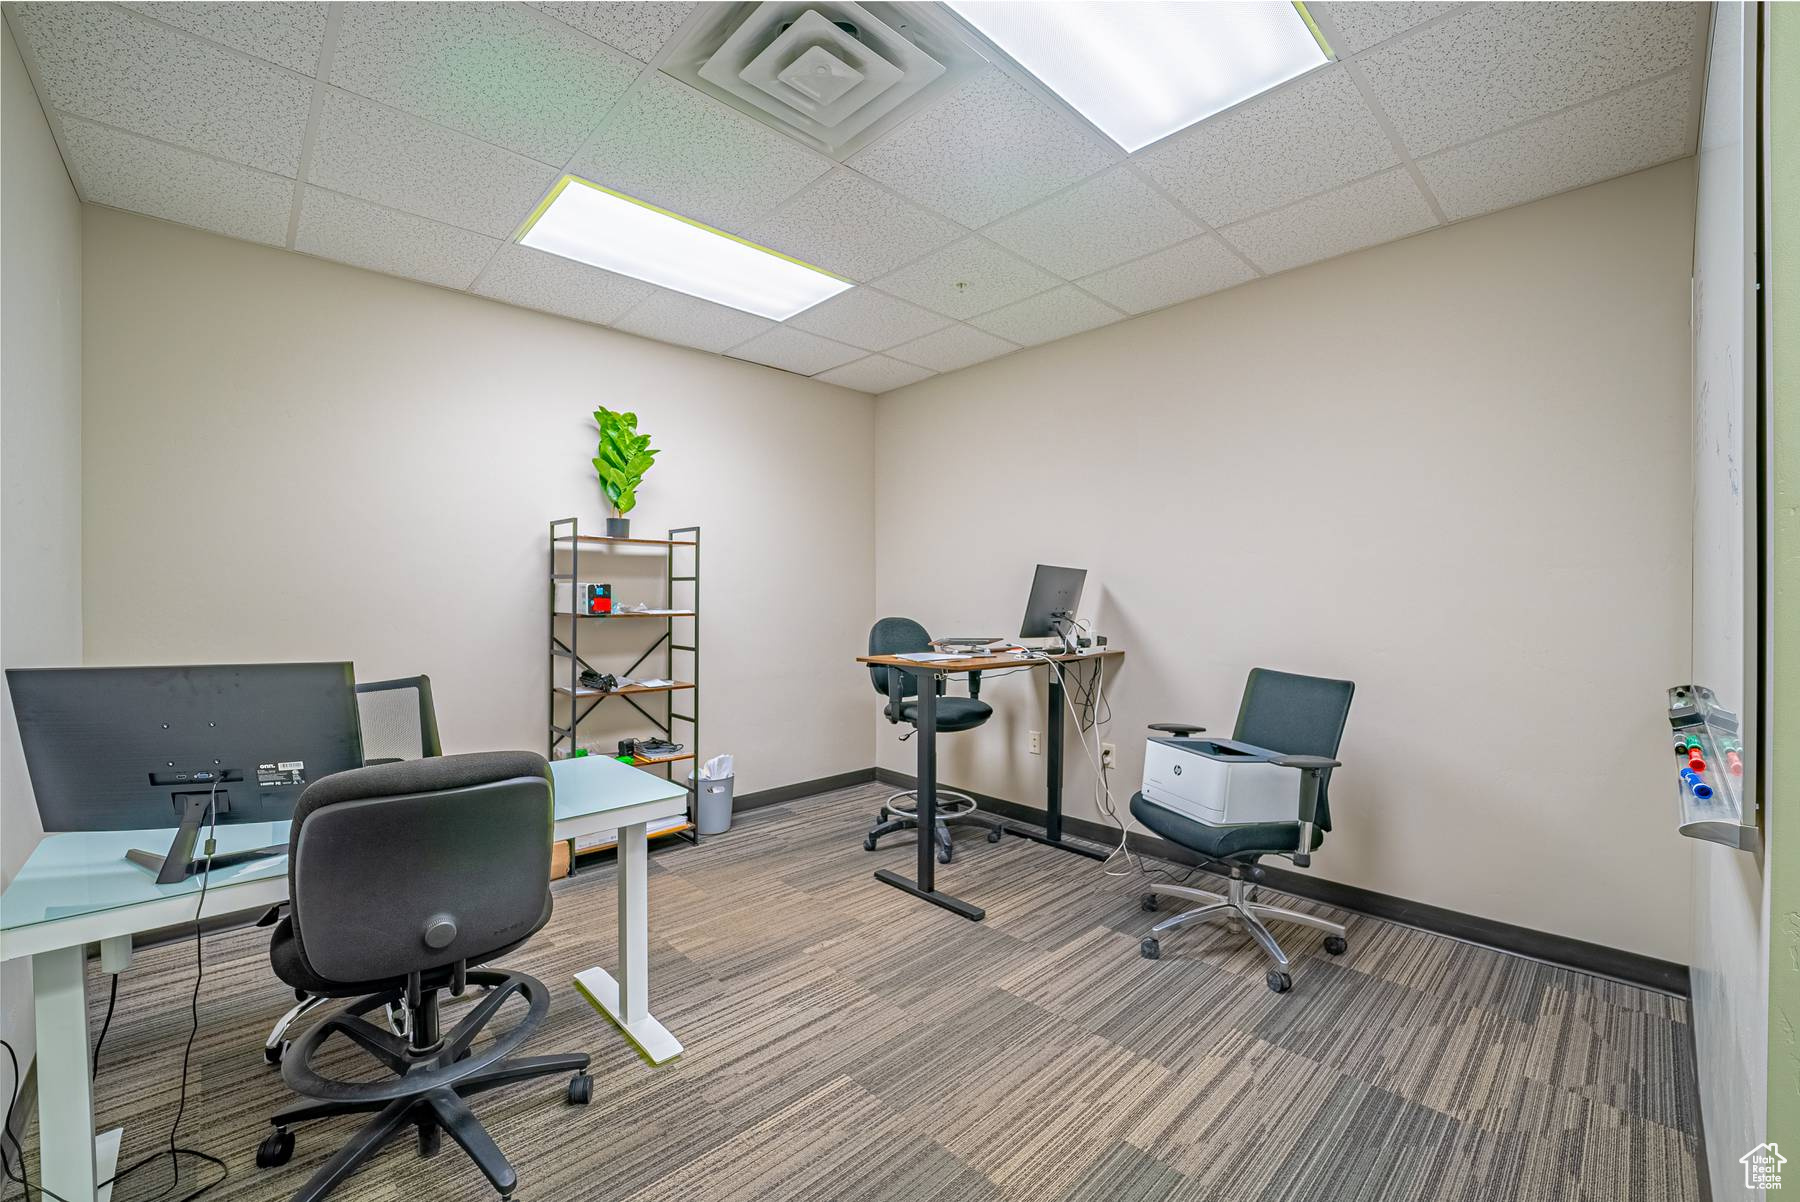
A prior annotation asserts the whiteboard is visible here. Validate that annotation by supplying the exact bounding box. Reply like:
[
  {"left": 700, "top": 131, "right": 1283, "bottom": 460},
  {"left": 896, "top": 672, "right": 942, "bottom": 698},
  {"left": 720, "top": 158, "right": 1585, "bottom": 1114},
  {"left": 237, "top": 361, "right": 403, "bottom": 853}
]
[{"left": 1691, "top": 0, "right": 1758, "bottom": 797}]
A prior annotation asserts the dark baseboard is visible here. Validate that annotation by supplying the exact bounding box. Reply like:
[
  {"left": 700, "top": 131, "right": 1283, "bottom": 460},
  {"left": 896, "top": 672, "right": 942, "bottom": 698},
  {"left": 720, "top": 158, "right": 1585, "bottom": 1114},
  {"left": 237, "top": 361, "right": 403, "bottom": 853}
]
[
  {"left": 733, "top": 767, "right": 876, "bottom": 813},
  {"left": 876, "top": 769, "right": 1690, "bottom": 996}
]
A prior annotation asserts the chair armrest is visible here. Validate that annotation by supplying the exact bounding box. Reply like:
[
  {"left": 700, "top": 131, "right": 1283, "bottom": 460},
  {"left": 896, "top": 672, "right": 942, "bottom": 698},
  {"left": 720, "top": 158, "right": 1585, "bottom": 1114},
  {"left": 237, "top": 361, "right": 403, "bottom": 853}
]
[
  {"left": 1268, "top": 753, "right": 1340, "bottom": 771},
  {"left": 883, "top": 667, "right": 906, "bottom": 723},
  {"left": 1273, "top": 757, "right": 1338, "bottom": 868},
  {"left": 1148, "top": 722, "right": 1206, "bottom": 737}
]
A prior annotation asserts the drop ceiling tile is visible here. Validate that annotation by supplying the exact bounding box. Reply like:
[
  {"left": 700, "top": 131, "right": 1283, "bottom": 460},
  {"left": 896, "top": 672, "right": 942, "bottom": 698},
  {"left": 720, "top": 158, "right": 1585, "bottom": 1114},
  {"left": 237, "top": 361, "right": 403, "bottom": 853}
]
[
  {"left": 1133, "top": 67, "right": 1397, "bottom": 228},
  {"left": 815, "top": 355, "right": 935, "bottom": 394},
  {"left": 887, "top": 324, "right": 1018, "bottom": 373},
  {"left": 1308, "top": 2, "right": 1456, "bottom": 56},
  {"left": 567, "top": 74, "right": 833, "bottom": 232},
  {"left": 1219, "top": 168, "right": 1436, "bottom": 275},
  {"left": 473, "top": 243, "right": 655, "bottom": 326},
  {"left": 1356, "top": 2, "right": 1705, "bottom": 157},
  {"left": 1077, "top": 236, "right": 1257, "bottom": 315},
  {"left": 847, "top": 67, "right": 1116, "bottom": 227},
  {"left": 56, "top": 117, "right": 292, "bottom": 246},
  {"left": 10, "top": 3, "right": 310, "bottom": 176},
  {"left": 329, "top": 4, "right": 640, "bottom": 164},
  {"left": 526, "top": 2, "right": 696, "bottom": 62},
  {"left": 873, "top": 238, "right": 1060, "bottom": 320},
  {"left": 120, "top": 2, "right": 328, "bottom": 74},
  {"left": 747, "top": 170, "right": 964, "bottom": 282},
  {"left": 786, "top": 289, "right": 949, "bottom": 352},
  {"left": 728, "top": 327, "right": 864, "bottom": 376},
  {"left": 1419, "top": 72, "right": 1694, "bottom": 223},
  {"left": 296, "top": 187, "right": 500, "bottom": 289},
  {"left": 612, "top": 289, "right": 775, "bottom": 353},
  {"left": 310, "top": 90, "right": 560, "bottom": 237},
  {"left": 983, "top": 166, "right": 1200, "bottom": 280},
  {"left": 968, "top": 286, "right": 1124, "bottom": 348}
]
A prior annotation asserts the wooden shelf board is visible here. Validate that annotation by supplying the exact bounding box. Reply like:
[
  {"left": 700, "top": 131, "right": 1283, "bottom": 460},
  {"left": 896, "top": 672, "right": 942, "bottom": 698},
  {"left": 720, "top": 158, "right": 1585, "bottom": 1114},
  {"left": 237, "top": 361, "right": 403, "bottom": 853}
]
[
  {"left": 553, "top": 535, "right": 697, "bottom": 548},
  {"left": 570, "top": 821, "right": 694, "bottom": 856},
  {"left": 554, "top": 610, "right": 696, "bottom": 619},
  {"left": 552, "top": 680, "right": 696, "bottom": 699}
]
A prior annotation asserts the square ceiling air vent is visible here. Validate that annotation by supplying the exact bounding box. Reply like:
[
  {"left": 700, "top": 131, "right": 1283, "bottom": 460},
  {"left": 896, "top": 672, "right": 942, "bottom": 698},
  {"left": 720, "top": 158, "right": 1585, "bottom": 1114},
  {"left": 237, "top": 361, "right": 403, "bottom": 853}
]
[{"left": 664, "top": 2, "right": 989, "bottom": 159}]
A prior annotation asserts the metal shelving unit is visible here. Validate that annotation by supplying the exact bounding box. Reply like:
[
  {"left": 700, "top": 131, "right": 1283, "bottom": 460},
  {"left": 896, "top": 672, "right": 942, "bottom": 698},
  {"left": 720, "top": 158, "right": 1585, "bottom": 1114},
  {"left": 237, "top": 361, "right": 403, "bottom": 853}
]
[{"left": 550, "top": 518, "right": 700, "bottom": 857}]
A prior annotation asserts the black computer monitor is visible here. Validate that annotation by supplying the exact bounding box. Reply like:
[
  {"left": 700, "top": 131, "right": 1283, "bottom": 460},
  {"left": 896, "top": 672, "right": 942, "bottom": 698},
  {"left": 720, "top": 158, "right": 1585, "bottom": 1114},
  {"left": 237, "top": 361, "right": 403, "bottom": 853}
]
[
  {"left": 6, "top": 662, "right": 363, "bottom": 883},
  {"left": 1020, "top": 565, "right": 1088, "bottom": 651}
]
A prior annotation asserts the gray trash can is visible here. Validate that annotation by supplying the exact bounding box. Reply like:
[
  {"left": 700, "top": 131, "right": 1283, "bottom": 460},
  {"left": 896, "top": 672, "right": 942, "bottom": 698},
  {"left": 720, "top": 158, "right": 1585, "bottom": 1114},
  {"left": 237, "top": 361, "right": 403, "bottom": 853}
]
[{"left": 693, "top": 772, "right": 734, "bottom": 835}]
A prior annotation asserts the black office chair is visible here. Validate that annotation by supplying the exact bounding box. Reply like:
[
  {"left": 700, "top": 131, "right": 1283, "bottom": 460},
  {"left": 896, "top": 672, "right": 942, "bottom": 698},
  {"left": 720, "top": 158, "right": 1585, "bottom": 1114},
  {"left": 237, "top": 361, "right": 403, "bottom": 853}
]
[
  {"left": 253, "top": 751, "right": 590, "bottom": 1201},
  {"left": 865, "top": 617, "right": 1004, "bottom": 862},
  {"left": 1133, "top": 668, "right": 1355, "bottom": 993},
  {"left": 264, "top": 675, "right": 442, "bottom": 1065}
]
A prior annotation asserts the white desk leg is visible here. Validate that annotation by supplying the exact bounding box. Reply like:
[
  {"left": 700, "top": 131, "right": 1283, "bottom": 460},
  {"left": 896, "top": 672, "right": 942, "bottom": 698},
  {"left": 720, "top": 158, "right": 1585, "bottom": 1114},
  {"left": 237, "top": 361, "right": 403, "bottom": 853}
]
[
  {"left": 617, "top": 823, "right": 649, "bottom": 1024},
  {"left": 572, "top": 821, "right": 683, "bottom": 1065},
  {"left": 34, "top": 945, "right": 122, "bottom": 1202}
]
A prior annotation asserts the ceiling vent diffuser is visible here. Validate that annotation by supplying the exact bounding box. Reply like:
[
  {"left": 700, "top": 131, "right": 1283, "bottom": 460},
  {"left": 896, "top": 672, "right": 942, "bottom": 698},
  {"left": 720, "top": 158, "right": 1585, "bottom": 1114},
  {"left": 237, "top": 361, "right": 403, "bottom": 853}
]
[{"left": 663, "top": 2, "right": 988, "bottom": 159}]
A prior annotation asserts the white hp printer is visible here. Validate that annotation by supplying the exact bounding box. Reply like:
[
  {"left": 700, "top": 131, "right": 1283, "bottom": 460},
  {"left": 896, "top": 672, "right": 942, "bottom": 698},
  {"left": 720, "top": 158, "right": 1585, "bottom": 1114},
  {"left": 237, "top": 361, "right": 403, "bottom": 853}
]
[{"left": 1140, "top": 737, "right": 1302, "bottom": 826}]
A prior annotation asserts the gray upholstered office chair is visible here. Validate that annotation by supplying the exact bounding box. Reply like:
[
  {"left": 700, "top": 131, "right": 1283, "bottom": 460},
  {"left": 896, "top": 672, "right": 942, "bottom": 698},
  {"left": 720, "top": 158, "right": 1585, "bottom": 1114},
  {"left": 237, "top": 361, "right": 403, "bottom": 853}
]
[
  {"left": 263, "top": 675, "right": 442, "bottom": 1065},
  {"left": 253, "top": 751, "right": 591, "bottom": 1202},
  {"left": 1133, "top": 668, "right": 1355, "bottom": 993},
  {"left": 354, "top": 674, "right": 442, "bottom": 764},
  {"left": 865, "top": 617, "right": 1004, "bottom": 863}
]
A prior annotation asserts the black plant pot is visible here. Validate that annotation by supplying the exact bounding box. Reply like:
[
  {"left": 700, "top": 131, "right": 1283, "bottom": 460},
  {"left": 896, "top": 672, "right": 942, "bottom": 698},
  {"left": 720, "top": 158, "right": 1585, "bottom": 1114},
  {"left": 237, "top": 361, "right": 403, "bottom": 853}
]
[{"left": 606, "top": 517, "right": 630, "bottom": 538}]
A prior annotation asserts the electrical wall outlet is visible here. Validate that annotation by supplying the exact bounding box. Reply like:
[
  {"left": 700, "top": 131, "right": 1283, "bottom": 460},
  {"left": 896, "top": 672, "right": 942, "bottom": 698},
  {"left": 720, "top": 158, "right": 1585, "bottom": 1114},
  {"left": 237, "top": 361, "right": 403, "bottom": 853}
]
[
  {"left": 1101, "top": 742, "right": 1117, "bottom": 768},
  {"left": 1028, "top": 730, "right": 1041, "bottom": 755}
]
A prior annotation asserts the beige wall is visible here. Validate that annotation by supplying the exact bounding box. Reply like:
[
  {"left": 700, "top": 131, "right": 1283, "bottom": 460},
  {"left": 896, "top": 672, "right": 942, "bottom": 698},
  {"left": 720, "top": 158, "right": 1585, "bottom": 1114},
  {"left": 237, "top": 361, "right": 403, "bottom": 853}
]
[
  {"left": 873, "top": 160, "right": 1697, "bottom": 963},
  {"left": 1, "top": 17, "right": 82, "bottom": 1111},
  {"left": 81, "top": 209, "right": 875, "bottom": 798}
]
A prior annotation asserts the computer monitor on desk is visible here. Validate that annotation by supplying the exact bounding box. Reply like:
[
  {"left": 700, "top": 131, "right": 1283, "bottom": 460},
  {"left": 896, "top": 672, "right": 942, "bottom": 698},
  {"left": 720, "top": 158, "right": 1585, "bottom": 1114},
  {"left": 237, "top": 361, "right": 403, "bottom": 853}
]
[
  {"left": 6, "top": 662, "right": 363, "bottom": 884},
  {"left": 1021, "top": 564, "right": 1088, "bottom": 654}
]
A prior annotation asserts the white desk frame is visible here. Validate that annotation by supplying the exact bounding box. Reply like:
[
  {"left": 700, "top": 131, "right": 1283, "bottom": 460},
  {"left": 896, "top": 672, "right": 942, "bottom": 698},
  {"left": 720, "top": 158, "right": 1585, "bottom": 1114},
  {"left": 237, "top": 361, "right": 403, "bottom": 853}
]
[{"left": 0, "top": 757, "right": 689, "bottom": 1202}]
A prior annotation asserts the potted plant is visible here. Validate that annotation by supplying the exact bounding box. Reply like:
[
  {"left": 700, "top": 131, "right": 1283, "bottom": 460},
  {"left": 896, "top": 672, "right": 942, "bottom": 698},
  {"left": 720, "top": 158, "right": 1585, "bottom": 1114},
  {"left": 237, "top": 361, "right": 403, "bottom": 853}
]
[{"left": 592, "top": 406, "right": 659, "bottom": 538}]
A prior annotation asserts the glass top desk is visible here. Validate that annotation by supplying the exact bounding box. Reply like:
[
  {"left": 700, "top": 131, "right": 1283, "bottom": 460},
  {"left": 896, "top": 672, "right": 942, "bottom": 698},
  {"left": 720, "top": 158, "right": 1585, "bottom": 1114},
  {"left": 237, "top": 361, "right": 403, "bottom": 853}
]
[{"left": 0, "top": 752, "right": 688, "bottom": 1202}]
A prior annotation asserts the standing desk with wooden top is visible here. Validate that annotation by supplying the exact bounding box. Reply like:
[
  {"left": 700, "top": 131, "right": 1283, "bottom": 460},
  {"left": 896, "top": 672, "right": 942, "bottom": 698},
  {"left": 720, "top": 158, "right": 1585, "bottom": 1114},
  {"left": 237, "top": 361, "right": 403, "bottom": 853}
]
[{"left": 854, "top": 647, "right": 1125, "bottom": 921}]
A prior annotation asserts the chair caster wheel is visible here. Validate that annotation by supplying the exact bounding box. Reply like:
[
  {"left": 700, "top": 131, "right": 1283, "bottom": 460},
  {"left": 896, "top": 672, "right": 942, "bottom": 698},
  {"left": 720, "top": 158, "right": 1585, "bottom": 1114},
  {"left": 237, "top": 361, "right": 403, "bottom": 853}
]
[
  {"left": 567, "top": 1071, "right": 592, "bottom": 1105},
  {"left": 937, "top": 848, "right": 953, "bottom": 865},
  {"left": 1323, "top": 936, "right": 1347, "bottom": 956},
  {"left": 264, "top": 1040, "right": 288, "bottom": 1066},
  {"left": 1140, "top": 937, "right": 1160, "bottom": 960},
  {"left": 1140, "top": 893, "right": 1158, "bottom": 912},
  {"left": 256, "top": 1128, "right": 294, "bottom": 1169},
  {"left": 863, "top": 835, "right": 878, "bottom": 852},
  {"left": 987, "top": 827, "right": 1003, "bottom": 843},
  {"left": 1267, "top": 971, "right": 1292, "bottom": 994}
]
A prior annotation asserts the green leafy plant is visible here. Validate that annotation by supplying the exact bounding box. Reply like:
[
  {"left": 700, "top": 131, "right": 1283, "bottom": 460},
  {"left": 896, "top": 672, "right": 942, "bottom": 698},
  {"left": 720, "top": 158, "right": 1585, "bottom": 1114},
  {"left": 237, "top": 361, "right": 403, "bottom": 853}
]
[{"left": 592, "top": 406, "right": 659, "bottom": 516}]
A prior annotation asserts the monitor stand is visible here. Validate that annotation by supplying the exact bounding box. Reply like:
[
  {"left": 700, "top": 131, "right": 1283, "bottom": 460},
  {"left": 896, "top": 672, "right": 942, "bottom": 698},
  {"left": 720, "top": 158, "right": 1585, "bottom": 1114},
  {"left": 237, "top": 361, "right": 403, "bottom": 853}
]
[{"left": 124, "top": 791, "right": 284, "bottom": 884}]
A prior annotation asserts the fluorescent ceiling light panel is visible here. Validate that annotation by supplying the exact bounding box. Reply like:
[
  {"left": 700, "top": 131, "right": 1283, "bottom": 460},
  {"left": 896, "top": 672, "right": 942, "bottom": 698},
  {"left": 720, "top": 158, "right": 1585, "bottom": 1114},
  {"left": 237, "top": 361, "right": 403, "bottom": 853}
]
[
  {"left": 518, "top": 177, "right": 851, "bottom": 321},
  {"left": 948, "top": 2, "right": 1331, "bottom": 153}
]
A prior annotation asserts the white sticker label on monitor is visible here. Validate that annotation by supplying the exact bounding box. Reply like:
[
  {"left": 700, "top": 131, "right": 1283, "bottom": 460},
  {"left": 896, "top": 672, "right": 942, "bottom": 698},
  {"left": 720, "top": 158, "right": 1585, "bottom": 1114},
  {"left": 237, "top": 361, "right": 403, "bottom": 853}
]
[{"left": 258, "top": 761, "right": 306, "bottom": 787}]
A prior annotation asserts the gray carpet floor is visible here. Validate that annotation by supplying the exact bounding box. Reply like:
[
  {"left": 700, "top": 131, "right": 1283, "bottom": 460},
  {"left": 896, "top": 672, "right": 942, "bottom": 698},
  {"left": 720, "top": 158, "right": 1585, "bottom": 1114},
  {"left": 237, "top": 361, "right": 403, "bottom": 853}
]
[{"left": 11, "top": 782, "right": 1702, "bottom": 1201}]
